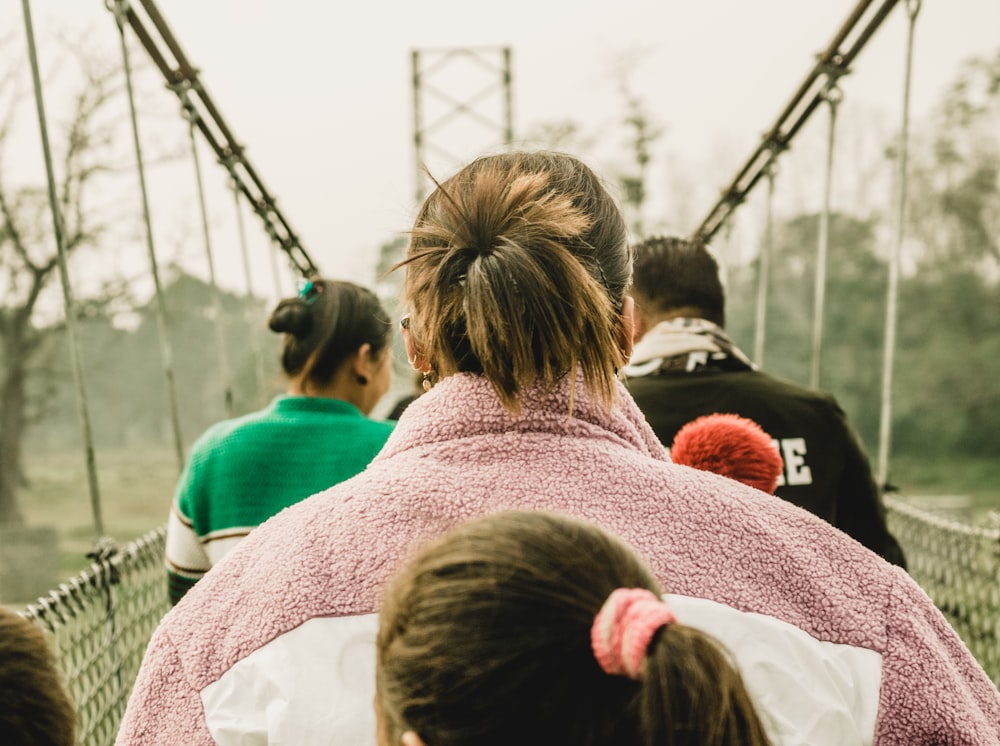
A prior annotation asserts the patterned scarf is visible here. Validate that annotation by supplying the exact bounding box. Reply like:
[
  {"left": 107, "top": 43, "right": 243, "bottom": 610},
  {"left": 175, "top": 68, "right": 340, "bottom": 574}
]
[{"left": 623, "top": 317, "right": 757, "bottom": 376}]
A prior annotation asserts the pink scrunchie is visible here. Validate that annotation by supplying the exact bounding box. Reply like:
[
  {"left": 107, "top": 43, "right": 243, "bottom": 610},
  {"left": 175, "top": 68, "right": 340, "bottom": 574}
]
[{"left": 591, "top": 588, "right": 677, "bottom": 680}]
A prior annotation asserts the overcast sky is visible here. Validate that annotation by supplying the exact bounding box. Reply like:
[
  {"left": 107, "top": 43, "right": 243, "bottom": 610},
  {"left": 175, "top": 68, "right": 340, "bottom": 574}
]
[{"left": 11, "top": 0, "right": 1000, "bottom": 294}]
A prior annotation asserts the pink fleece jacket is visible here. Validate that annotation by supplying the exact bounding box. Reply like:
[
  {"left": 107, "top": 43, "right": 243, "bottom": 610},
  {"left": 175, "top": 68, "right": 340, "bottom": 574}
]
[{"left": 117, "top": 373, "right": 1000, "bottom": 745}]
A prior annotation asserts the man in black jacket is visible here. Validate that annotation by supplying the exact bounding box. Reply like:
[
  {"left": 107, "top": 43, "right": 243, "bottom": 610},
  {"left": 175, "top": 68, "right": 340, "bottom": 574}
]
[{"left": 624, "top": 235, "right": 906, "bottom": 567}]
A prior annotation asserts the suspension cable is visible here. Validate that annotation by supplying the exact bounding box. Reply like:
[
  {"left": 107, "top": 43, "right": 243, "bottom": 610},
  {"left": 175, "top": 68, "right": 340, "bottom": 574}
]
[
  {"left": 718, "top": 212, "right": 736, "bottom": 290},
  {"left": 753, "top": 163, "right": 778, "bottom": 367},
  {"left": 108, "top": 0, "right": 318, "bottom": 278},
  {"left": 878, "top": 0, "right": 922, "bottom": 488},
  {"left": 110, "top": 0, "right": 185, "bottom": 471},
  {"left": 692, "top": 0, "right": 900, "bottom": 244},
  {"left": 180, "top": 91, "right": 235, "bottom": 417},
  {"left": 229, "top": 175, "right": 266, "bottom": 406},
  {"left": 268, "top": 240, "right": 287, "bottom": 300},
  {"left": 810, "top": 82, "right": 844, "bottom": 389},
  {"left": 20, "top": 0, "right": 105, "bottom": 538}
]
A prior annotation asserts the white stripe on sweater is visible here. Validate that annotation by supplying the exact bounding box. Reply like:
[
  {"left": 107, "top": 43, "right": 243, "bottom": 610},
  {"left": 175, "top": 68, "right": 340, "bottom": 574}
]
[{"left": 200, "top": 596, "right": 881, "bottom": 745}]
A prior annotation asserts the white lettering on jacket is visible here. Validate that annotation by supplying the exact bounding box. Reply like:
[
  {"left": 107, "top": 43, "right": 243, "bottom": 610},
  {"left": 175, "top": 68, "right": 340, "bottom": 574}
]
[{"left": 771, "top": 437, "right": 814, "bottom": 487}]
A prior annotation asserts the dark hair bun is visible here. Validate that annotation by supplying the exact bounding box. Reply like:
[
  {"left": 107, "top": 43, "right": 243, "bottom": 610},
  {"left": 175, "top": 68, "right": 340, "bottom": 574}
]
[{"left": 268, "top": 298, "right": 313, "bottom": 339}]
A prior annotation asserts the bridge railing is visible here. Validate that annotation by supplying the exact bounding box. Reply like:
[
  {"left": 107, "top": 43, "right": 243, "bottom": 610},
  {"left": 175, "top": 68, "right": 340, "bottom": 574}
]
[
  {"left": 885, "top": 496, "right": 1000, "bottom": 687},
  {"left": 19, "top": 527, "right": 170, "bottom": 746},
  {"left": 18, "top": 502, "right": 1000, "bottom": 744}
]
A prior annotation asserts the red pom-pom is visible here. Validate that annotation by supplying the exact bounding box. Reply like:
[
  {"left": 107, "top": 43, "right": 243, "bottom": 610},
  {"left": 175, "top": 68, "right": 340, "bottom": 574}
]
[{"left": 670, "top": 413, "right": 784, "bottom": 494}]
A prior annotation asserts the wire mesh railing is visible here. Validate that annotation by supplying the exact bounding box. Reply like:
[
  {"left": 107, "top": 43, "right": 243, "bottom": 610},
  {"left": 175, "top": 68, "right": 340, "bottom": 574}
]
[
  {"left": 886, "top": 496, "right": 1000, "bottom": 687},
  {"left": 16, "top": 502, "right": 1000, "bottom": 745},
  {"left": 19, "top": 527, "right": 170, "bottom": 746}
]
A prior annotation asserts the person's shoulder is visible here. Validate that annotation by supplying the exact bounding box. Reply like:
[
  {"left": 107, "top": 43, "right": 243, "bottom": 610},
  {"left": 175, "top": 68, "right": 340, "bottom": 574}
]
[
  {"left": 364, "top": 416, "right": 397, "bottom": 436},
  {"left": 347, "top": 417, "right": 397, "bottom": 455},
  {"left": 184, "top": 418, "right": 238, "bottom": 462},
  {"left": 315, "top": 412, "right": 395, "bottom": 453},
  {"left": 187, "top": 405, "right": 278, "bottom": 457},
  {"left": 742, "top": 370, "right": 841, "bottom": 408}
]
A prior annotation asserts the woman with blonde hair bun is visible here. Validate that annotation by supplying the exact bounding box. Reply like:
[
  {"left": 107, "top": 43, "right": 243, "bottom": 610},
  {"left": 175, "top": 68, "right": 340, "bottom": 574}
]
[{"left": 120, "top": 152, "right": 1000, "bottom": 746}]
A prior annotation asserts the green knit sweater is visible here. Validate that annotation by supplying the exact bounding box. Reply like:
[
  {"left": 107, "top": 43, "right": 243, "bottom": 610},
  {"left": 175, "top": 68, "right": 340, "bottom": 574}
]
[{"left": 165, "top": 395, "right": 394, "bottom": 604}]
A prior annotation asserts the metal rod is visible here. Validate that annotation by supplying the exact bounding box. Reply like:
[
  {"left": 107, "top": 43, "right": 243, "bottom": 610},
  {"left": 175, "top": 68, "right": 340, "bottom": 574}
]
[
  {"left": 269, "top": 240, "right": 285, "bottom": 301},
  {"left": 186, "top": 111, "right": 234, "bottom": 417},
  {"left": 412, "top": 50, "right": 425, "bottom": 204},
  {"left": 411, "top": 46, "right": 512, "bottom": 204},
  {"left": 111, "top": 0, "right": 185, "bottom": 470},
  {"left": 421, "top": 82, "right": 507, "bottom": 134},
  {"left": 693, "top": 0, "right": 900, "bottom": 244},
  {"left": 231, "top": 179, "right": 266, "bottom": 405},
  {"left": 503, "top": 47, "right": 514, "bottom": 145},
  {"left": 20, "top": 0, "right": 105, "bottom": 538},
  {"left": 115, "top": 0, "right": 318, "bottom": 277},
  {"left": 720, "top": 211, "right": 738, "bottom": 291},
  {"left": 810, "top": 86, "right": 843, "bottom": 389},
  {"left": 754, "top": 166, "right": 777, "bottom": 367},
  {"left": 877, "top": 0, "right": 921, "bottom": 487}
]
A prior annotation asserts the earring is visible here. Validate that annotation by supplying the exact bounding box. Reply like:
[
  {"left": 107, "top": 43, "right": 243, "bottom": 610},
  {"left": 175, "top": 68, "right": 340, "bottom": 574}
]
[
  {"left": 357, "top": 375, "right": 368, "bottom": 386},
  {"left": 422, "top": 373, "right": 432, "bottom": 392}
]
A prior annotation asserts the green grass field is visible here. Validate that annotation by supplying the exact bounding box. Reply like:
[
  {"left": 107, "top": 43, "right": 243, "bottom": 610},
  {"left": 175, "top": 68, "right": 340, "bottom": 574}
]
[
  {"left": 891, "top": 455, "right": 1000, "bottom": 525},
  {"left": 21, "top": 447, "right": 179, "bottom": 579},
  {"left": 17, "top": 447, "right": 1000, "bottom": 586}
]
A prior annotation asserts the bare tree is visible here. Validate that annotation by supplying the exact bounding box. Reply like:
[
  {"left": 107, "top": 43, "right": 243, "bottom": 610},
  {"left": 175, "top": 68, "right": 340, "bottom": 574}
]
[
  {"left": 604, "top": 48, "right": 665, "bottom": 240},
  {"left": 617, "top": 86, "right": 664, "bottom": 239},
  {"left": 0, "top": 40, "right": 126, "bottom": 526}
]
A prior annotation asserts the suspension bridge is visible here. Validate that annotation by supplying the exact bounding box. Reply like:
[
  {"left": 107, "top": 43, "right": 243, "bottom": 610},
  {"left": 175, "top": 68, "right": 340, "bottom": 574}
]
[{"left": 3, "top": 0, "right": 998, "bottom": 743}]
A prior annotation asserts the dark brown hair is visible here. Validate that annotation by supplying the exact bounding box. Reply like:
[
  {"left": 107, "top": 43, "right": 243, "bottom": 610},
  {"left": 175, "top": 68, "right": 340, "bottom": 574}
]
[
  {"left": 268, "top": 278, "right": 391, "bottom": 390},
  {"left": 377, "top": 511, "right": 771, "bottom": 746},
  {"left": 631, "top": 236, "right": 726, "bottom": 327},
  {"left": 0, "top": 608, "right": 76, "bottom": 746},
  {"left": 396, "top": 151, "right": 631, "bottom": 411}
]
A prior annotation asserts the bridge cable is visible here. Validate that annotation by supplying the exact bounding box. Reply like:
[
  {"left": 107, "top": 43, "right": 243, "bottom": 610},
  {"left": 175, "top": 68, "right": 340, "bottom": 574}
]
[
  {"left": 692, "top": 0, "right": 900, "bottom": 245},
  {"left": 810, "top": 82, "right": 845, "bottom": 389},
  {"left": 753, "top": 161, "right": 778, "bottom": 367},
  {"left": 228, "top": 176, "right": 267, "bottom": 406},
  {"left": 179, "top": 89, "right": 235, "bottom": 417},
  {"left": 19, "top": 0, "right": 105, "bottom": 538},
  {"left": 109, "top": 0, "right": 318, "bottom": 278},
  {"left": 110, "top": 0, "right": 185, "bottom": 471},
  {"left": 877, "top": 0, "right": 922, "bottom": 488},
  {"left": 268, "top": 230, "right": 289, "bottom": 299},
  {"left": 215, "top": 151, "right": 296, "bottom": 301},
  {"left": 718, "top": 211, "right": 736, "bottom": 291}
]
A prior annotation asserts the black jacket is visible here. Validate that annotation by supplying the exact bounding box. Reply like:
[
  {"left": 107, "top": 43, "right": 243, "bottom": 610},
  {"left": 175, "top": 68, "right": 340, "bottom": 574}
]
[{"left": 627, "top": 361, "right": 906, "bottom": 568}]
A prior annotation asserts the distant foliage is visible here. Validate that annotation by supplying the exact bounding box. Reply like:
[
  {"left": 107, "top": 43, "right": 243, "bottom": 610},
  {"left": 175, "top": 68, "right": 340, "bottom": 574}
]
[
  {"left": 31, "top": 271, "right": 280, "bottom": 453},
  {"left": 725, "top": 49, "right": 1000, "bottom": 466},
  {"left": 726, "top": 213, "right": 886, "bottom": 450},
  {"left": 908, "top": 49, "right": 1000, "bottom": 274}
]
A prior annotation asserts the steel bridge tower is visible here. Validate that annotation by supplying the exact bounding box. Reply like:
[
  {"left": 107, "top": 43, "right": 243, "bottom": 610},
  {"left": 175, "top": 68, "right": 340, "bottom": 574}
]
[{"left": 411, "top": 47, "right": 514, "bottom": 204}]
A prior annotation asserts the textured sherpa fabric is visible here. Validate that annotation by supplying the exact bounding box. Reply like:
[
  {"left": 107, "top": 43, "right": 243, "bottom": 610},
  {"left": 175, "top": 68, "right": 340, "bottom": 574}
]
[{"left": 117, "top": 373, "right": 1000, "bottom": 745}]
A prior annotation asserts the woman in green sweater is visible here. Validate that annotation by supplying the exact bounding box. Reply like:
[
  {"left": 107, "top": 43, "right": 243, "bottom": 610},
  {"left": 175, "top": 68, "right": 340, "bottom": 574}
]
[{"left": 164, "top": 278, "right": 395, "bottom": 604}]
